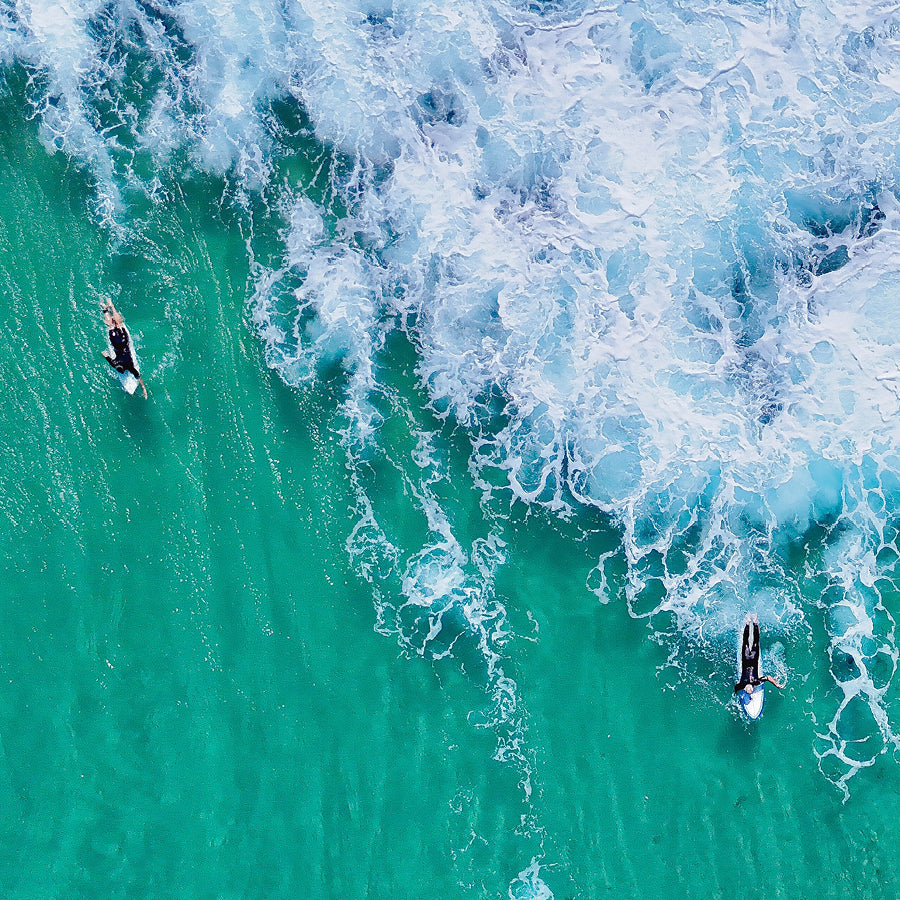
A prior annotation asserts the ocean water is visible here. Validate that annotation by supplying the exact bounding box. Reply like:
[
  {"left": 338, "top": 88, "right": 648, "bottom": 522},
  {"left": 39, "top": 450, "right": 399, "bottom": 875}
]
[{"left": 0, "top": 0, "right": 899, "bottom": 896}]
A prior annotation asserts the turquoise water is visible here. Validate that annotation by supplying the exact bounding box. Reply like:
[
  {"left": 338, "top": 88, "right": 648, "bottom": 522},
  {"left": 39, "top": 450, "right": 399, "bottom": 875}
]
[{"left": 1, "top": 2, "right": 900, "bottom": 896}]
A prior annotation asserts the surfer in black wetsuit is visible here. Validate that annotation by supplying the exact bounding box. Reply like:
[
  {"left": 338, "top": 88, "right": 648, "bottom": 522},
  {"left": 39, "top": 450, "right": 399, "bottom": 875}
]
[
  {"left": 734, "top": 616, "right": 785, "bottom": 696},
  {"left": 101, "top": 300, "right": 147, "bottom": 398}
]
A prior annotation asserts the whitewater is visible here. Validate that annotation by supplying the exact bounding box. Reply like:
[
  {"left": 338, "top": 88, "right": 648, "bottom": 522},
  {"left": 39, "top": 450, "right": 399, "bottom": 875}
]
[{"left": 3, "top": 0, "right": 900, "bottom": 891}]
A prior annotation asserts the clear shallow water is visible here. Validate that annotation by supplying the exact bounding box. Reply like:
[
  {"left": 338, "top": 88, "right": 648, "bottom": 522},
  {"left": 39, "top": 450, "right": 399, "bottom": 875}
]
[{"left": 0, "top": 0, "right": 899, "bottom": 896}]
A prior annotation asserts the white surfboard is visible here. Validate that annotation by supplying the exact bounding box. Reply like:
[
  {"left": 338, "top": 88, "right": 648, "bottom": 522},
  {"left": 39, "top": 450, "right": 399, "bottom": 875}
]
[{"left": 739, "top": 684, "right": 764, "bottom": 720}]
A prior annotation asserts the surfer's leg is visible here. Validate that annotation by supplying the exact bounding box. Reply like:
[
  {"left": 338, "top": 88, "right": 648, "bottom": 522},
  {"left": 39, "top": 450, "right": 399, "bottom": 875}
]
[
  {"left": 742, "top": 623, "right": 752, "bottom": 661},
  {"left": 116, "top": 349, "right": 140, "bottom": 379},
  {"left": 749, "top": 622, "right": 761, "bottom": 676}
]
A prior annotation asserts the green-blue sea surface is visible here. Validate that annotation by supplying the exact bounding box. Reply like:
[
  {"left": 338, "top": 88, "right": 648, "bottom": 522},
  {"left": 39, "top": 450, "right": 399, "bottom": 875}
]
[{"left": 0, "top": 76, "right": 897, "bottom": 900}]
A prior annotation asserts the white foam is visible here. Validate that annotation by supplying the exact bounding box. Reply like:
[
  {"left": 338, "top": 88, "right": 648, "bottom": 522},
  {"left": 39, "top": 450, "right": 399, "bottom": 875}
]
[
  {"left": 7, "top": 0, "right": 900, "bottom": 797},
  {"left": 269, "top": 0, "right": 900, "bottom": 792},
  {"left": 509, "top": 859, "right": 554, "bottom": 900}
]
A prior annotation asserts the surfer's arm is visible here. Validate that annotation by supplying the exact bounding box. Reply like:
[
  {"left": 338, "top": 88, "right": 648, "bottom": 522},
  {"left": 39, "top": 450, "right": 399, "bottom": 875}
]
[
  {"left": 762, "top": 675, "right": 785, "bottom": 689},
  {"left": 138, "top": 375, "right": 148, "bottom": 399}
]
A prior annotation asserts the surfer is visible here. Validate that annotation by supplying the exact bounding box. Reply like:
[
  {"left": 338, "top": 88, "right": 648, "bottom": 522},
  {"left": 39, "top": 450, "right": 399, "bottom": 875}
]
[
  {"left": 734, "top": 615, "right": 785, "bottom": 697},
  {"left": 101, "top": 300, "right": 147, "bottom": 398}
]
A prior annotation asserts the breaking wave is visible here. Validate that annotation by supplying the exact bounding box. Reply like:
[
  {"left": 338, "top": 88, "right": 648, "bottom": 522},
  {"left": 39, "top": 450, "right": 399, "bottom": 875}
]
[{"left": 5, "top": 0, "right": 900, "bottom": 829}]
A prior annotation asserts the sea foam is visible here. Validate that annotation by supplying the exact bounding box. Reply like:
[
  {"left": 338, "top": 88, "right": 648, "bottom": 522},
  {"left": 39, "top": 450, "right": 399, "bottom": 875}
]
[{"left": 5, "top": 0, "right": 900, "bottom": 803}]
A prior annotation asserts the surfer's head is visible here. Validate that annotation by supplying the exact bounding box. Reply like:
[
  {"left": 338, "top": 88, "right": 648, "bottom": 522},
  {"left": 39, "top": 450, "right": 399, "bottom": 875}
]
[{"left": 744, "top": 685, "right": 754, "bottom": 696}]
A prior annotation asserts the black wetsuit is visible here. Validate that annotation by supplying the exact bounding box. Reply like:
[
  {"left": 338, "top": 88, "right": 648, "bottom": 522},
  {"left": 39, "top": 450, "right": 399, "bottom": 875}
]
[
  {"left": 734, "top": 620, "right": 762, "bottom": 693},
  {"left": 105, "top": 325, "right": 140, "bottom": 379}
]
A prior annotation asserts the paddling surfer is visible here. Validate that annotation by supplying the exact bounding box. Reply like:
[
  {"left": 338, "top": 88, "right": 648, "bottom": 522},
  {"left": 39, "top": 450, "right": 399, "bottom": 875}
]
[
  {"left": 101, "top": 300, "right": 147, "bottom": 398},
  {"left": 734, "top": 615, "right": 785, "bottom": 697}
]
